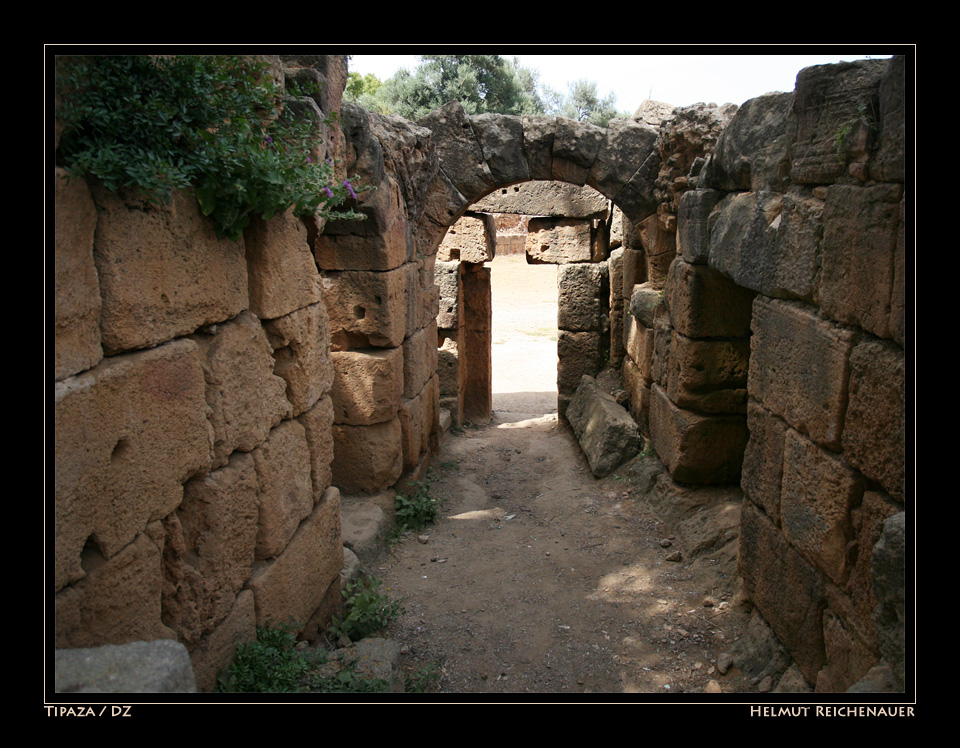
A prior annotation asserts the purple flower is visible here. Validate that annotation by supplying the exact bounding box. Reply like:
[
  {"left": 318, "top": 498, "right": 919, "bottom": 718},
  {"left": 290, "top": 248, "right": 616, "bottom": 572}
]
[
  {"left": 306, "top": 157, "right": 312, "bottom": 164},
  {"left": 265, "top": 136, "right": 273, "bottom": 145},
  {"left": 343, "top": 180, "right": 357, "bottom": 200},
  {"left": 324, "top": 187, "right": 334, "bottom": 199}
]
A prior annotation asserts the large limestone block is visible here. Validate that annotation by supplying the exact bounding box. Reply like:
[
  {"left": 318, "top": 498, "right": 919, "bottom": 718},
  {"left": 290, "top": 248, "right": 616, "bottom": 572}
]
[
  {"left": 190, "top": 589, "right": 256, "bottom": 693},
  {"left": 636, "top": 214, "right": 676, "bottom": 288},
  {"left": 648, "top": 384, "right": 748, "bottom": 485},
  {"left": 552, "top": 117, "right": 605, "bottom": 186},
  {"left": 471, "top": 113, "right": 529, "bottom": 186},
  {"left": 322, "top": 265, "right": 408, "bottom": 350},
  {"left": 521, "top": 116, "right": 557, "bottom": 181},
  {"left": 781, "top": 428, "right": 864, "bottom": 585},
  {"left": 418, "top": 101, "right": 495, "bottom": 204},
  {"left": 332, "top": 417, "right": 404, "bottom": 494},
  {"left": 621, "top": 248, "right": 646, "bottom": 297},
  {"left": 403, "top": 321, "right": 439, "bottom": 399},
  {"left": 589, "top": 118, "right": 659, "bottom": 202},
  {"left": 741, "top": 401, "right": 788, "bottom": 525},
  {"left": 438, "top": 213, "right": 496, "bottom": 263},
  {"left": 871, "top": 511, "right": 906, "bottom": 689},
  {"left": 525, "top": 217, "right": 593, "bottom": 265},
  {"left": 665, "top": 259, "right": 755, "bottom": 339},
  {"left": 415, "top": 170, "right": 469, "bottom": 258},
  {"left": 54, "top": 340, "right": 213, "bottom": 590},
  {"left": 621, "top": 356, "right": 651, "bottom": 432},
  {"left": 557, "top": 330, "right": 603, "bottom": 398},
  {"left": 330, "top": 347, "right": 403, "bottom": 425},
  {"left": 245, "top": 210, "right": 323, "bottom": 320},
  {"left": 870, "top": 55, "right": 905, "bottom": 183},
  {"left": 472, "top": 181, "right": 608, "bottom": 218},
  {"left": 738, "top": 501, "right": 826, "bottom": 685},
  {"left": 819, "top": 183, "right": 902, "bottom": 339},
  {"left": 298, "top": 395, "right": 335, "bottom": 495},
  {"left": 566, "top": 375, "right": 641, "bottom": 478},
  {"left": 400, "top": 375, "right": 440, "bottom": 472},
  {"left": 252, "top": 419, "right": 315, "bottom": 560},
  {"left": 558, "top": 262, "right": 607, "bottom": 332},
  {"left": 749, "top": 297, "right": 856, "bottom": 450},
  {"left": 248, "top": 486, "right": 343, "bottom": 629},
  {"left": 162, "top": 453, "right": 259, "bottom": 647},
  {"left": 91, "top": 187, "right": 248, "bottom": 354},
  {"left": 623, "top": 310, "right": 655, "bottom": 383},
  {"left": 262, "top": 302, "right": 334, "bottom": 417},
  {"left": 55, "top": 168, "right": 102, "bottom": 379},
  {"left": 435, "top": 260, "right": 459, "bottom": 329},
  {"left": 677, "top": 189, "right": 724, "bottom": 266},
  {"left": 54, "top": 526, "right": 176, "bottom": 649},
  {"left": 842, "top": 339, "right": 905, "bottom": 500},
  {"left": 191, "top": 311, "right": 290, "bottom": 468},
  {"left": 708, "top": 190, "right": 823, "bottom": 302},
  {"left": 55, "top": 639, "right": 197, "bottom": 694}
]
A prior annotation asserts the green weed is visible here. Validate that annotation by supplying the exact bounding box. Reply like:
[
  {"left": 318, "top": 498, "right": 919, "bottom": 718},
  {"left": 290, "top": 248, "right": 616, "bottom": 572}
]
[
  {"left": 405, "top": 659, "right": 445, "bottom": 693},
  {"left": 328, "top": 576, "right": 402, "bottom": 642},
  {"left": 393, "top": 478, "right": 441, "bottom": 534}
]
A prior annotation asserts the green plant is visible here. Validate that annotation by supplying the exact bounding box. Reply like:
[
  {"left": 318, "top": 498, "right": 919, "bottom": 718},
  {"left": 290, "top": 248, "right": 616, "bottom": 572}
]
[
  {"left": 56, "top": 55, "right": 362, "bottom": 241},
  {"left": 393, "top": 478, "right": 441, "bottom": 534},
  {"left": 405, "top": 659, "right": 445, "bottom": 693},
  {"left": 328, "top": 576, "right": 401, "bottom": 642},
  {"left": 215, "top": 622, "right": 391, "bottom": 693}
]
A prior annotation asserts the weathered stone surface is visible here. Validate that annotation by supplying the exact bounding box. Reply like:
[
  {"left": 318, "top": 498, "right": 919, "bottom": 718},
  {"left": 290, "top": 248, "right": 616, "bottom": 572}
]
[
  {"left": 470, "top": 113, "right": 529, "bottom": 185},
  {"left": 415, "top": 170, "right": 469, "bottom": 257},
  {"left": 163, "top": 453, "right": 259, "bottom": 646},
  {"left": 558, "top": 262, "right": 607, "bottom": 332},
  {"left": 403, "top": 321, "right": 439, "bottom": 399},
  {"left": 819, "top": 183, "right": 902, "bottom": 339},
  {"left": 843, "top": 339, "right": 905, "bottom": 500},
  {"left": 435, "top": 260, "right": 459, "bottom": 329},
  {"left": 332, "top": 417, "right": 404, "bottom": 494},
  {"left": 55, "top": 639, "right": 196, "bottom": 694},
  {"left": 299, "top": 395, "right": 335, "bottom": 495},
  {"left": 815, "top": 608, "right": 879, "bottom": 693},
  {"left": 891, "top": 197, "right": 906, "bottom": 347},
  {"left": 54, "top": 340, "right": 213, "bottom": 589},
  {"left": 438, "top": 213, "right": 495, "bottom": 263},
  {"left": 552, "top": 117, "right": 605, "bottom": 186},
  {"left": 741, "top": 401, "right": 788, "bottom": 525},
  {"left": 190, "top": 589, "right": 256, "bottom": 693},
  {"left": 339, "top": 498, "right": 389, "bottom": 569},
  {"left": 262, "top": 301, "right": 334, "bottom": 417},
  {"left": 322, "top": 266, "right": 408, "bottom": 350},
  {"left": 91, "top": 186, "right": 248, "bottom": 354},
  {"left": 749, "top": 297, "right": 856, "bottom": 450},
  {"left": 621, "top": 248, "right": 646, "bottom": 297},
  {"left": 636, "top": 214, "right": 676, "bottom": 288},
  {"left": 781, "top": 428, "right": 863, "bottom": 585},
  {"left": 653, "top": 327, "right": 749, "bottom": 414},
  {"left": 566, "top": 376, "right": 641, "bottom": 478},
  {"left": 590, "top": 118, "right": 659, "bottom": 200},
  {"left": 557, "top": 330, "right": 603, "bottom": 398},
  {"left": 55, "top": 168, "right": 102, "bottom": 379},
  {"left": 649, "top": 384, "right": 748, "bottom": 485},
  {"left": 525, "top": 217, "right": 593, "bottom": 264},
  {"left": 621, "top": 356, "right": 650, "bottom": 431},
  {"left": 55, "top": 526, "right": 176, "bottom": 648},
  {"left": 871, "top": 511, "right": 905, "bottom": 689},
  {"left": 191, "top": 311, "right": 290, "bottom": 467},
  {"left": 330, "top": 347, "right": 403, "bottom": 426},
  {"left": 244, "top": 209, "right": 322, "bottom": 320},
  {"left": 473, "top": 181, "right": 608, "bottom": 218},
  {"left": 870, "top": 55, "right": 905, "bottom": 183},
  {"left": 251, "top": 419, "right": 315, "bottom": 560},
  {"left": 248, "top": 486, "right": 342, "bottom": 629},
  {"left": 418, "top": 101, "right": 494, "bottom": 204},
  {"left": 789, "top": 59, "right": 888, "bottom": 185},
  {"left": 739, "top": 501, "right": 826, "bottom": 684},
  {"left": 677, "top": 189, "right": 723, "bottom": 265},
  {"left": 521, "top": 116, "right": 557, "bottom": 181},
  {"left": 666, "top": 259, "right": 755, "bottom": 339},
  {"left": 608, "top": 249, "right": 625, "bottom": 367},
  {"left": 459, "top": 264, "right": 493, "bottom": 424},
  {"left": 703, "top": 92, "right": 793, "bottom": 192},
  {"left": 400, "top": 374, "right": 440, "bottom": 471}
]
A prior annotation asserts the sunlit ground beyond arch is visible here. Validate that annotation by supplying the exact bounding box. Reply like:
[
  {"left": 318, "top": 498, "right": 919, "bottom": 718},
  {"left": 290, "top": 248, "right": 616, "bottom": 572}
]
[{"left": 489, "top": 253, "right": 559, "bottom": 422}]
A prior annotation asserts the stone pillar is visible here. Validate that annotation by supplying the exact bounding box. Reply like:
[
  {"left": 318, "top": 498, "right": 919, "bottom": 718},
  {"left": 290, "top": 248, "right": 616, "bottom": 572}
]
[{"left": 459, "top": 262, "right": 493, "bottom": 424}]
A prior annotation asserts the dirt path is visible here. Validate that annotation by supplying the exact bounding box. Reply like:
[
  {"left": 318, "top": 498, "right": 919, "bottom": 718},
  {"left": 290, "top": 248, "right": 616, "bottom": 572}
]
[{"left": 376, "top": 255, "right": 753, "bottom": 697}]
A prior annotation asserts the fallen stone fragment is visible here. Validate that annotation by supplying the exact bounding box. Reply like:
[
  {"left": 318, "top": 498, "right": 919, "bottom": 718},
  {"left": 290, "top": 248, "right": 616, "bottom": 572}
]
[
  {"left": 665, "top": 550, "right": 683, "bottom": 562},
  {"left": 704, "top": 679, "right": 723, "bottom": 693},
  {"left": 566, "top": 375, "right": 641, "bottom": 477},
  {"left": 717, "top": 652, "right": 734, "bottom": 674}
]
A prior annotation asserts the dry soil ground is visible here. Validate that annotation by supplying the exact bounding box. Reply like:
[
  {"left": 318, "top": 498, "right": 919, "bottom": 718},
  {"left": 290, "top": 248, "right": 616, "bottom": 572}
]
[{"left": 375, "top": 254, "right": 754, "bottom": 699}]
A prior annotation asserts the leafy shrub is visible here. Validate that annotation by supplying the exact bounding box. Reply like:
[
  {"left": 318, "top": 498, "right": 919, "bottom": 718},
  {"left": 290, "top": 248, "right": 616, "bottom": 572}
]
[
  {"left": 328, "top": 576, "right": 402, "bottom": 642},
  {"left": 56, "top": 54, "right": 361, "bottom": 240},
  {"left": 394, "top": 479, "right": 440, "bottom": 534}
]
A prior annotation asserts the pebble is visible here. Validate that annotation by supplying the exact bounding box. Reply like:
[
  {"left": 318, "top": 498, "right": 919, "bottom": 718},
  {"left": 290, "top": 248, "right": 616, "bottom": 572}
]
[
  {"left": 703, "top": 596, "right": 716, "bottom": 607},
  {"left": 717, "top": 652, "right": 734, "bottom": 674},
  {"left": 660, "top": 539, "right": 673, "bottom": 548},
  {"left": 418, "top": 535, "right": 429, "bottom": 544},
  {"left": 703, "top": 679, "right": 723, "bottom": 694},
  {"left": 665, "top": 550, "right": 682, "bottom": 562}
]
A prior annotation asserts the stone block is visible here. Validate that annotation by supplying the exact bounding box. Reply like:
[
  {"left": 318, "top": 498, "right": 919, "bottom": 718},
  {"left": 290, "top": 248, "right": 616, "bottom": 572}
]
[
  {"left": 665, "top": 258, "right": 755, "bottom": 339},
  {"left": 621, "top": 357, "right": 651, "bottom": 433},
  {"left": 677, "top": 188, "right": 724, "bottom": 265},
  {"left": 648, "top": 384, "right": 748, "bottom": 485},
  {"left": 459, "top": 265, "right": 492, "bottom": 423},
  {"left": 819, "top": 183, "right": 902, "bottom": 339},
  {"left": 163, "top": 453, "right": 259, "bottom": 646},
  {"left": 55, "top": 168, "right": 102, "bottom": 379},
  {"left": 471, "top": 113, "right": 529, "bottom": 186},
  {"left": 330, "top": 347, "right": 403, "bottom": 426},
  {"left": 438, "top": 213, "right": 495, "bottom": 263},
  {"left": 557, "top": 330, "right": 603, "bottom": 398},
  {"left": 403, "top": 321, "right": 440, "bottom": 400},
  {"left": 435, "top": 261, "right": 460, "bottom": 329},
  {"left": 299, "top": 395, "right": 335, "bottom": 495},
  {"left": 245, "top": 210, "right": 323, "bottom": 321},
  {"left": 322, "top": 265, "right": 408, "bottom": 350},
  {"left": 558, "top": 262, "right": 607, "bottom": 332},
  {"left": 637, "top": 214, "right": 676, "bottom": 288},
  {"left": 621, "top": 248, "right": 646, "bottom": 297},
  {"left": 473, "top": 181, "right": 608, "bottom": 218},
  {"left": 843, "top": 339, "right": 905, "bottom": 500},
  {"left": 190, "top": 589, "right": 256, "bottom": 693},
  {"left": 871, "top": 511, "right": 906, "bottom": 689},
  {"left": 400, "top": 374, "right": 440, "bottom": 471},
  {"left": 525, "top": 217, "right": 593, "bottom": 264},
  {"left": 589, "top": 118, "right": 659, "bottom": 201},
  {"left": 749, "top": 297, "right": 856, "bottom": 450},
  {"left": 54, "top": 340, "right": 213, "bottom": 590},
  {"left": 418, "top": 101, "right": 494, "bottom": 203},
  {"left": 739, "top": 501, "right": 826, "bottom": 685},
  {"left": 566, "top": 375, "right": 641, "bottom": 478},
  {"left": 90, "top": 186, "right": 248, "bottom": 354},
  {"left": 55, "top": 639, "right": 196, "bottom": 694},
  {"left": 741, "top": 401, "right": 788, "bottom": 525},
  {"left": 332, "top": 416, "right": 404, "bottom": 494},
  {"left": 623, "top": 311, "right": 655, "bottom": 384},
  {"left": 552, "top": 117, "right": 605, "bottom": 185},
  {"left": 438, "top": 335, "right": 460, "bottom": 398},
  {"left": 54, "top": 527, "right": 176, "bottom": 649},
  {"left": 521, "top": 115, "right": 557, "bottom": 181},
  {"left": 781, "top": 428, "right": 864, "bottom": 585},
  {"left": 248, "top": 486, "right": 343, "bottom": 630},
  {"left": 252, "top": 419, "right": 315, "bottom": 560},
  {"left": 262, "top": 302, "right": 334, "bottom": 418},
  {"left": 191, "top": 311, "right": 290, "bottom": 468},
  {"left": 814, "top": 607, "right": 879, "bottom": 693}
]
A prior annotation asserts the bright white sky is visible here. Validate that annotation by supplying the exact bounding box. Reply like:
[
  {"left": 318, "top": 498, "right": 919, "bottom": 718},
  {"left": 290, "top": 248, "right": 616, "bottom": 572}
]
[{"left": 348, "top": 49, "right": 896, "bottom": 112}]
